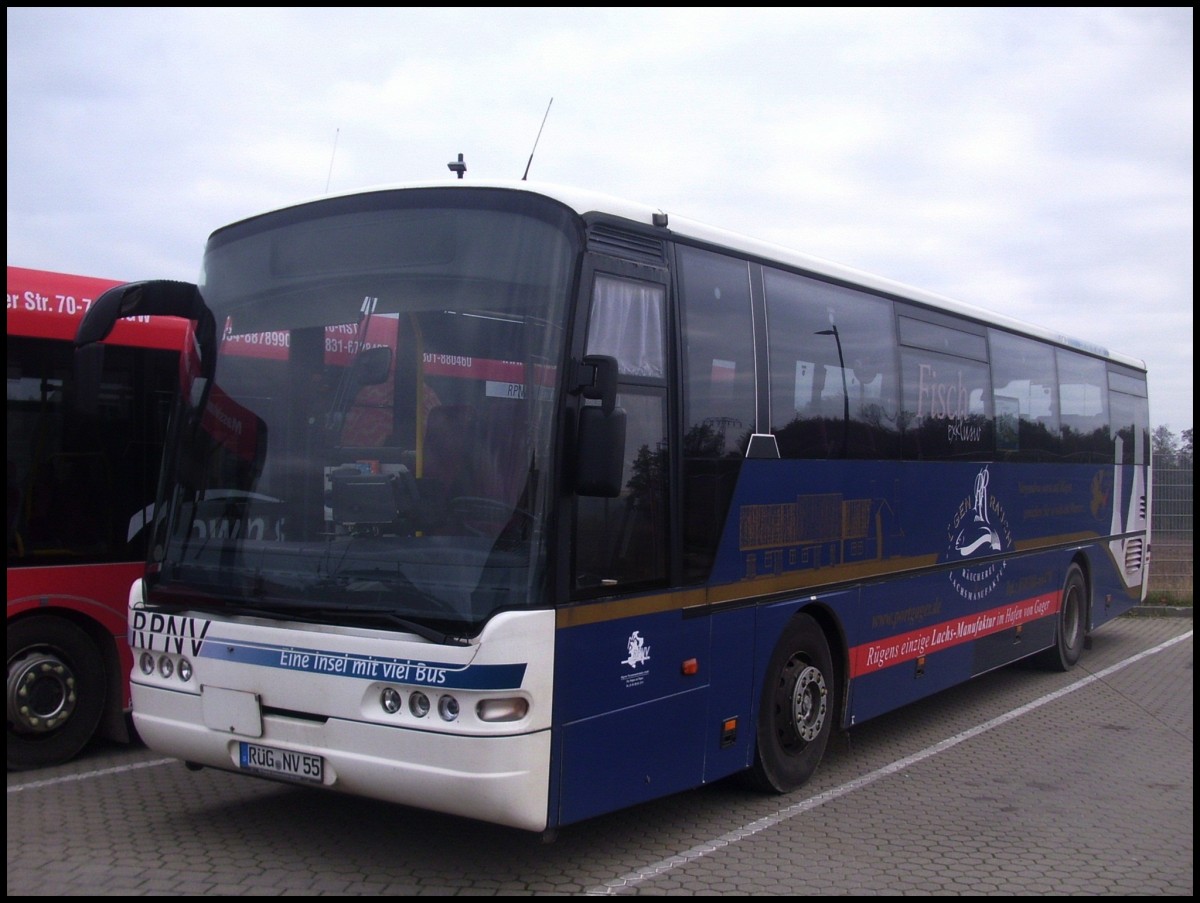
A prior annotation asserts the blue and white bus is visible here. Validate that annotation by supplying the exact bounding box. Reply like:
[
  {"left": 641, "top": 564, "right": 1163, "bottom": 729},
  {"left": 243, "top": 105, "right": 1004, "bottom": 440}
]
[{"left": 77, "top": 179, "right": 1150, "bottom": 833}]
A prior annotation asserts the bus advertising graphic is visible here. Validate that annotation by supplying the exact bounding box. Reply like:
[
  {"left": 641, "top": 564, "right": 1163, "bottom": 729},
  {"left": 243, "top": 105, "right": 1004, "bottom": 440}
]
[{"left": 946, "top": 465, "right": 1011, "bottom": 601}]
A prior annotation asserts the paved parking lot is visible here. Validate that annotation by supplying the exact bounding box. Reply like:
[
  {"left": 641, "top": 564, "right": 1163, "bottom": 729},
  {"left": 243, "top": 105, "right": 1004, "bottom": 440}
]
[{"left": 7, "top": 614, "right": 1192, "bottom": 895}]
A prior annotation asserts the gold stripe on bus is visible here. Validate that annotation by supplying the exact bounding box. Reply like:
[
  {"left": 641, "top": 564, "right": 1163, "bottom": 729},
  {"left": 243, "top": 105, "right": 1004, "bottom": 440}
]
[
  {"left": 556, "top": 588, "right": 705, "bottom": 628},
  {"left": 556, "top": 529, "right": 1110, "bottom": 630}
]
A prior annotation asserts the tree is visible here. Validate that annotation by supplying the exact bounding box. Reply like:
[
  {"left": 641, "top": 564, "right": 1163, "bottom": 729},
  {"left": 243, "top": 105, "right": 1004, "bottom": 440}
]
[{"left": 1152, "top": 425, "right": 1179, "bottom": 464}]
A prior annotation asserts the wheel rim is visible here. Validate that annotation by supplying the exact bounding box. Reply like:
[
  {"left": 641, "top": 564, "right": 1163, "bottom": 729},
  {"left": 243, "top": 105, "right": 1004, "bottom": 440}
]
[
  {"left": 777, "top": 655, "right": 828, "bottom": 750},
  {"left": 7, "top": 650, "right": 78, "bottom": 734},
  {"left": 1063, "top": 581, "right": 1082, "bottom": 647}
]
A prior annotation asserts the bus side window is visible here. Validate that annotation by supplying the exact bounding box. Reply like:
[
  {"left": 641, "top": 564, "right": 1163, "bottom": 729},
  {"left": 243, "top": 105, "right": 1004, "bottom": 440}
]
[
  {"left": 989, "top": 330, "right": 1061, "bottom": 461},
  {"left": 6, "top": 460, "right": 21, "bottom": 556},
  {"left": 1056, "top": 349, "right": 1109, "bottom": 462},
  {"left": 895, "top": 314, "right": 993, "bottom": 461},
  {"left": 676, "top": 246, "right": 757, "bottom": 583},
  {"left": 766, "top": 268, "right": 900, "bottom": 460}
]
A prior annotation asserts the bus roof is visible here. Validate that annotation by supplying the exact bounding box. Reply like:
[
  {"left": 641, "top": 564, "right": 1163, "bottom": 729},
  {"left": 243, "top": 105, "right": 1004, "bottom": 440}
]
[
  {"left": 234, "top": 179, "right": 1148, "bottom": 372},
  {"left": 7, "top": 266, "right": 190, "bottom": 349}
]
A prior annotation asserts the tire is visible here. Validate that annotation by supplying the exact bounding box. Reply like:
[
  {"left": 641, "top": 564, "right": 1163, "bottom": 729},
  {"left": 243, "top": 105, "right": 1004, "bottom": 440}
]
[
  {"left": 745, "top": 613, "right": 837, "bottom": 794},
  {"left": 1033, "top": 564, "right": 1087, "bottom": 672},
  {"left": 7, "top": 615, "right": 107, "bottom": 770}
]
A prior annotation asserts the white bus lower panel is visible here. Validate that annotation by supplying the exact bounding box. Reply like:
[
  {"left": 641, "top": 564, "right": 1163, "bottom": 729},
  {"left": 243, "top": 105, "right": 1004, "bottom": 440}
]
[{"left": 133, "top": 685, "right": 552, "bottom": 832}]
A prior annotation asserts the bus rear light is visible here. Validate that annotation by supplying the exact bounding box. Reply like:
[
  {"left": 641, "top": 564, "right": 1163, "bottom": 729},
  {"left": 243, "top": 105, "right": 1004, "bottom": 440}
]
[
  {"left": 437, "top": 695, "right": 460, "bottom": 721},
  {"left": 476, "top": 697, "right": 528, "bottom": 723}
]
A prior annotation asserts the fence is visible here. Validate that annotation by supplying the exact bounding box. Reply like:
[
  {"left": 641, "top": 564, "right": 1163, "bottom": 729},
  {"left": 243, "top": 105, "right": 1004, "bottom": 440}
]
[{"left": 1150, "top": 455, "right": 1193, "bottom": 600}]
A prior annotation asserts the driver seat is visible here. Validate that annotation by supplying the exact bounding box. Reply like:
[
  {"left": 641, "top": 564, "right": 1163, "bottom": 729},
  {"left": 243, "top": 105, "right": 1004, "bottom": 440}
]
[{"left": 422, "top": 404, "right": 477, "bottom": 499}]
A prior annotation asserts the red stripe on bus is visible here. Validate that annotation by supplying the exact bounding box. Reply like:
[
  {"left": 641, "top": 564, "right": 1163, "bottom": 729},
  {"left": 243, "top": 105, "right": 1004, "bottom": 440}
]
[{"left": 848, "top": 591, "right": 1061, "bottom": 677}]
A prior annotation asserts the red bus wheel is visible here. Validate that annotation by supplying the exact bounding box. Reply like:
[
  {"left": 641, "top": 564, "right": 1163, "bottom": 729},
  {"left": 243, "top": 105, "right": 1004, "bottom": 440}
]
[{"left": 7, "top": 616, "right": 107, "bottom": 770}]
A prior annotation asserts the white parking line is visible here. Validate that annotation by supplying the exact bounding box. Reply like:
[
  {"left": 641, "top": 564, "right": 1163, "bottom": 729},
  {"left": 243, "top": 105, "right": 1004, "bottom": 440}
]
[
  {"left": 7, "top": 757, "right": 176, "bottom": 794},
  {"left": 585, "top": 629, "right": 1193, "bottom": 895}
]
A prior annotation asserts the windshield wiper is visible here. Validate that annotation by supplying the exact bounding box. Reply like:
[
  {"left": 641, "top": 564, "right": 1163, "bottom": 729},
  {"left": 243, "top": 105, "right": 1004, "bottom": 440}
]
[
  {"left": 304, "top": 606, "right": 472, "bottom": 646},
  {"left": 144, "top": 598, "right": 471, "bottom": 646}
]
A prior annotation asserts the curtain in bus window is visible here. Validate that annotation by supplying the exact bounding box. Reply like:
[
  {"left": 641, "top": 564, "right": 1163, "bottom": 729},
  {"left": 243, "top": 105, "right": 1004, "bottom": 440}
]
[
  {"left": 585, "top": 275, "right": 664, "bottom": 377},
  {"left": 574, "top": 273, "right": 670, "bottom": 594},
  {"left": 764, "top": 268, "right": 900, "bottom": 460},
  {"left": 1056, "top": 349, "right": 1110, "bottom": 462},
  {"left": 989, "top": 330, "right": 1061, "bottom": 460}
]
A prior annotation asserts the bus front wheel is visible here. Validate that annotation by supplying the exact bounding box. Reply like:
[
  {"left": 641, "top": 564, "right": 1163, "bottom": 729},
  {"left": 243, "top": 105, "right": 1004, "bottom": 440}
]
[
  {"left": 1033, "top": 564, "right": 1088, "bottom": 672},
  {"left": 7, "top": 615, "right": 107, "bottom": 770},
  {"left": 746, "top": 613, "right": 836, "bottom": 794}
]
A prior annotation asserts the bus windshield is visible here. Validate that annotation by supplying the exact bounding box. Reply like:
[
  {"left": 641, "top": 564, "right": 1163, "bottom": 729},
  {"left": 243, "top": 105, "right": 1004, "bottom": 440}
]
[{"left": 146, "top": 190, "right": 580, "bottom": 638}]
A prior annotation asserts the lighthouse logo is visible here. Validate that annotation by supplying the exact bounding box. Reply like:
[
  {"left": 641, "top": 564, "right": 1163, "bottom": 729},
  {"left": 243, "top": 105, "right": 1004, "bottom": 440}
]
[{"left": 945, "top": 465, "right": 1012, "bottom": 601}]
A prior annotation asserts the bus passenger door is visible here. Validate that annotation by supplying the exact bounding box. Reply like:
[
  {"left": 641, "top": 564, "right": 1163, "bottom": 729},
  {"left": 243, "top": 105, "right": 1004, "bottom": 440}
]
[{"left": 554, "top": 256, "right": 711, "bottom": 826}]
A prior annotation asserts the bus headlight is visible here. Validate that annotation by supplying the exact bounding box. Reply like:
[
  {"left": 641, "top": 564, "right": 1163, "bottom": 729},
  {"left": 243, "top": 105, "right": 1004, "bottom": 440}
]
[
  {"left": 380, "top": 687, "right": 402, "bottom": 714},
  {"left": 437, "top": 695, "right": 459, "bottom": 722},
  {"left": 477, "top": 697, "right": 529, "bottom": 722},
  {"left": 408, "top": 691, "right": 430, "bottom": 718},
  {"left": 158, "top": 656, "right": 174, "bottom": 679},
  {"left": 177, "top": 658, "right": 193, "bottom": 683},
  {"left": 140, "top": 652, "right": 155, "bottom": 675}
]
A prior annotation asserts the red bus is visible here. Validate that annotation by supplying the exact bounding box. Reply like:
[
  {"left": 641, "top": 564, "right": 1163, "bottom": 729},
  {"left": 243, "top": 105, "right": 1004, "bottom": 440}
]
[{"left": 7, "top": 266, "right": 188, "bottom": 769}]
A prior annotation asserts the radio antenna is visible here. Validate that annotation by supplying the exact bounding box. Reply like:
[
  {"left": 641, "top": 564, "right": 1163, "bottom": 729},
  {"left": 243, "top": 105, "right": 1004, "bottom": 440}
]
[
  {"left": 325, "top": 127, "right": 340, "bottom": 193},
  {"left": 522, "top": 98, "right": 553, "bottom": 181}
]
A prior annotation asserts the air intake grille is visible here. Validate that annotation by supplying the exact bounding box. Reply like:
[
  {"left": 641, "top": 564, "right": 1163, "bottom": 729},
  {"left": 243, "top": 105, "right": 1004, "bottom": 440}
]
[
  {"left": 587, "top": 224, "right": 666, "bottom": 264},
  {"left": 1124, "top": 537, "right": 1144, "bottom": 572}
]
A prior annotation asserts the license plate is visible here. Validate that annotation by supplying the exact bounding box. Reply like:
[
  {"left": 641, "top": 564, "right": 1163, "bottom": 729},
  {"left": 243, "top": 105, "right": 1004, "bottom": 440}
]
[{"left": 238, "top": 742, "right": 323, "bottom": 783}]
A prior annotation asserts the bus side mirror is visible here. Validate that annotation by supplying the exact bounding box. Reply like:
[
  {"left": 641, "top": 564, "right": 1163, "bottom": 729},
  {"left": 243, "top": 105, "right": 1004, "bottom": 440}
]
[
  {"left": 580, "top": 354, "right": 618, "bottom": 415},
  {"left": 575, "top": 405, "right": 626, "bottom": 497},
  {"left": 74, "top": 278, "right": 217, "bottom": 414},
  {"left": 573, "top": 354, "right": 625, "bottom": 497},
  {"left": 75, "top": 280, "right": 206, "bottom": 348}
]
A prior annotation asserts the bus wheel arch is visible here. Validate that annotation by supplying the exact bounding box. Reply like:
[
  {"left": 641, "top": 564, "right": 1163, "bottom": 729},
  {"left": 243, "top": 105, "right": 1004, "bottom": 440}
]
[
  {"left": 745, "top": 611, "right": 840, "bottom": 794},
  {"left": 1034, "top": 559, "right": 1089, "bottom": 672},
  {"left": 7, "top": 614, "right": 108, "bottom": 770}
]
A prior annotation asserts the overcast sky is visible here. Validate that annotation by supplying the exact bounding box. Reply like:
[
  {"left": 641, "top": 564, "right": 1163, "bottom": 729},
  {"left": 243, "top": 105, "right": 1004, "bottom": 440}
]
[{"left": 7, "top": 7, "right": 1193, "bottom": 435}]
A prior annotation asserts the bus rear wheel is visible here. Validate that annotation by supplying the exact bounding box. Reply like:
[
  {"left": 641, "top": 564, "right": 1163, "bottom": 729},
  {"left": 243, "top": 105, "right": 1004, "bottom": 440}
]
[
  {"left": 746, "top": 613, "right": 836, "bottom": 794},
  {"left": 7, "top": 616, "right": 107, "bottom": 770},
  {"left": 1034, "top": 563, "right": 1088, "bottom": 672}
]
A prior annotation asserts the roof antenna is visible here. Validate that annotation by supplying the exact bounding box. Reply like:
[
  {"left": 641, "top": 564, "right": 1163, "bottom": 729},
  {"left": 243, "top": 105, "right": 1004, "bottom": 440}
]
[
  {"left": 522, "top": 97, "right": 553, "bottom": 181},
  {"left": 448, "top": 153, "right": 467, "bottom": 179},
  {"left": 325, "top": 127, "right": 340, "bottom": 193}
]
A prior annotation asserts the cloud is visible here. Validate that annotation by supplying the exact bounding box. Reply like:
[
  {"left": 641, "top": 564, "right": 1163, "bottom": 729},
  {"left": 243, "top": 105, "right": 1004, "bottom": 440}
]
[{"left": 6, "top": 7, "right": 1192, "bottom": 431}]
